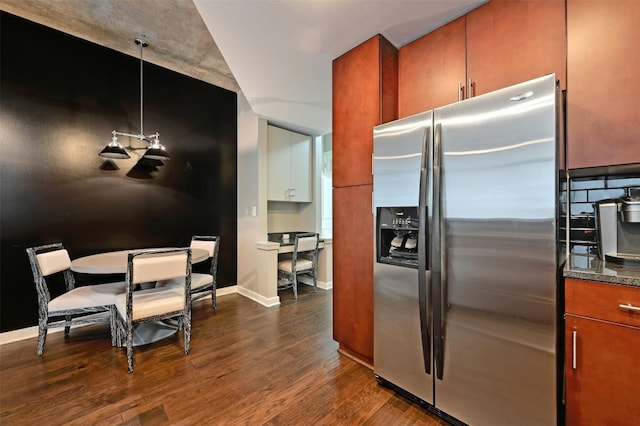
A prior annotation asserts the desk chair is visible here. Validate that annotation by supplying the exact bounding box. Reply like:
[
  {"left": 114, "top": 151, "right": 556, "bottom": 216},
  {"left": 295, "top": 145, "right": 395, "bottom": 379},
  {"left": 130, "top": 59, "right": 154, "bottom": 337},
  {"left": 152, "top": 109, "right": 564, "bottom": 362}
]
[
  {"left": 26, "top": 243, "right": 125, "bottom": 355},
  {"left": 113, "top": 248, "right": 192, "bottom": 373},
  {"left": 277, "top": 232, "right": 319, "bottom": 299}
]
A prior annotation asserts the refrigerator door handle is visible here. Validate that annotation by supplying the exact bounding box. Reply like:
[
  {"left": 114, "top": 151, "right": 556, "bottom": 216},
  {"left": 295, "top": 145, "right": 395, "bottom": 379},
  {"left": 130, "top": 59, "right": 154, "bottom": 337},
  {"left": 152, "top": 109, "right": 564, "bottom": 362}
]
[
  {"left": 432, "top": 122, "right": 445, "bottom": 381},
  {"left": 418, "top": 125, "right": 432, "bottom": 375}
]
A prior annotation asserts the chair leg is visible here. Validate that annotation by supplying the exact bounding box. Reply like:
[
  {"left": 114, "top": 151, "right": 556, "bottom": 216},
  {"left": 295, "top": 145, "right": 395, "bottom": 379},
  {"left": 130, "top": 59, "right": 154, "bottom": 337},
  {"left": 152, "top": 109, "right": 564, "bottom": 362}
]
[
  {"left": 211, "top": 284, "right": 217, "bottom": 311},
  {"left": 64, "top": 315, "right": 71, "bottom": 338},
  {"left": 313, "top": 271, "right": 318, "bottom": 293},
  {"left": 293, "top": 274, "right": 298, "bottom": 299},
  {"left": 184, "top": 313, "right": 191, "bottom": 355},
  {"left": 37, "top": 319, "right": 47, "bottom": 356},
  {"left": 126, "top": 323, "right": 134, "bottom": 373},
  {"left": 109, "top": 307, "right": 118, "bottom": 347}
]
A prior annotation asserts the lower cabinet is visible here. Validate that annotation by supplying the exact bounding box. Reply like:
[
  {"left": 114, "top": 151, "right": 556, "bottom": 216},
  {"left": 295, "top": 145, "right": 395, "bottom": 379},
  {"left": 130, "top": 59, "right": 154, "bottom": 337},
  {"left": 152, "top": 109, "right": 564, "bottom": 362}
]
[
  {"left": 564, "top": 278, "right": 640, "bottom": 425},
  {"left": 332, "top": 185, "right": 374, "bottom": 365}
]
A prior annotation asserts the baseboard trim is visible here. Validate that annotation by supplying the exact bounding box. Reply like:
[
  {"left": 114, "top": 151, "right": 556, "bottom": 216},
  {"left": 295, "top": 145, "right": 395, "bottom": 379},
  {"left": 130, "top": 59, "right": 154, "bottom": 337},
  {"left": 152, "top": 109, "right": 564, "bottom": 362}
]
[
  {"left": 236, "top": 286, "right": 281, "bottom": 307},
  {"left": 338, "top": 346, "right": 374, "bottom": 370},
  {"left": 317, "top": 280, "right": 333, "bottom": 290}
]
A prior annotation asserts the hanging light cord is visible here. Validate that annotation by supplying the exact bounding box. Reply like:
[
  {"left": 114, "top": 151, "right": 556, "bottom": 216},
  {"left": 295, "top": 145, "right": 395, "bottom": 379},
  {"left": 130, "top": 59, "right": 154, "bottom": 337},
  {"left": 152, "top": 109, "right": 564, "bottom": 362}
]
[{"left": 136, "top": 37, "right": 148, "bottom": 137}]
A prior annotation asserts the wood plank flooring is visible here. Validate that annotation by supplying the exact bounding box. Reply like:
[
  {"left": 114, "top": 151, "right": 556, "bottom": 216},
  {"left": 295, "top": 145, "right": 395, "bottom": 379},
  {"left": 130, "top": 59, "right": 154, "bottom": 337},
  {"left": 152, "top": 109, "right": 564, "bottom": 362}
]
[{"left": 0, "top": 287, "right": 446, "bottom": 425}]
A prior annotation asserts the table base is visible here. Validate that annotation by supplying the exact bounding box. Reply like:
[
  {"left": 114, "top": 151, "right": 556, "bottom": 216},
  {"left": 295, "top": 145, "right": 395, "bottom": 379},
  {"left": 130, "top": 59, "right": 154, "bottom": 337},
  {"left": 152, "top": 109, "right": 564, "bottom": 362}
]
[{"left": 132, "top": 321, "right": 179, "bottom": 347}]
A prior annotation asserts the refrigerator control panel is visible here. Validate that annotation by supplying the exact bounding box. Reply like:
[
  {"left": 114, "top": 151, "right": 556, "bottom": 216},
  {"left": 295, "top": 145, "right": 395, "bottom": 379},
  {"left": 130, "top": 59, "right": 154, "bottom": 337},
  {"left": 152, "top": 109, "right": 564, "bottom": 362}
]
[{"left": 376, "top": 206, "right": 425, "bottom": 269}]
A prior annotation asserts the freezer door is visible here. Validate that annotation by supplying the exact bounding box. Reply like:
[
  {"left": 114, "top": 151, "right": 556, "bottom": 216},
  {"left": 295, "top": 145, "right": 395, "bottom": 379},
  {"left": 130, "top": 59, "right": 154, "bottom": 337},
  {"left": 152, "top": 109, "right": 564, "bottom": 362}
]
[
  {"left": 373, "top": 262, "right": 433, "bottom": 404},
  {"left": 432, "top": 75, "right": 559, "bottom": 426},
  {"left": 373, "top": 111, "right": 432, "bottom": 209},
  {"left": 373, "top": 112, "right": 434, "bottom": 404}
]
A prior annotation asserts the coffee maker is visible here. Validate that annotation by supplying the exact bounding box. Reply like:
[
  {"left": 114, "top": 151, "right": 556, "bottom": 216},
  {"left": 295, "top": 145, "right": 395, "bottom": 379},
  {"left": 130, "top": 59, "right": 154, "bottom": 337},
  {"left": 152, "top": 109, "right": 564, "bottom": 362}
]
[{"left": 596, "top": 187, "right": 640, "bottom": 264}]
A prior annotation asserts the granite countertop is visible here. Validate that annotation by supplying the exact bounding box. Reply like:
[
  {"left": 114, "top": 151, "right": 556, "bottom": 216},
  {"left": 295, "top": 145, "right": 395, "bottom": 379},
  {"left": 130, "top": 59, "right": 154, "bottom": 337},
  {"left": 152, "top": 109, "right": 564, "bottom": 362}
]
[{"left": 564, "top": 254, "right": 640, "bottom": 287}]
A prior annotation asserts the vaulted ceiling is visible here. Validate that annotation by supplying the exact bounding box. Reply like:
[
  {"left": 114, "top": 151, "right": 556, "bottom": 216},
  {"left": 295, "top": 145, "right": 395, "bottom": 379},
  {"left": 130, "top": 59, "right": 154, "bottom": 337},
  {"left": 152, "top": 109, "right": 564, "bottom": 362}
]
[{"left": 1, "top": 0, "right": 486, "bottom": 135}]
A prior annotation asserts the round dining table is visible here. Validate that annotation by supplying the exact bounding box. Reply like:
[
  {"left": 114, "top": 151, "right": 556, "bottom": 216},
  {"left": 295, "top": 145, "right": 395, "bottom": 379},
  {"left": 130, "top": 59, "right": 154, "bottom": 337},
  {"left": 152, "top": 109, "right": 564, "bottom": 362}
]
[
  {"left": 71, "top": 247, "right": 209, "bottom": 274},
  {"left": 70, "top": 247, "right": 209, "bottom": 346}
]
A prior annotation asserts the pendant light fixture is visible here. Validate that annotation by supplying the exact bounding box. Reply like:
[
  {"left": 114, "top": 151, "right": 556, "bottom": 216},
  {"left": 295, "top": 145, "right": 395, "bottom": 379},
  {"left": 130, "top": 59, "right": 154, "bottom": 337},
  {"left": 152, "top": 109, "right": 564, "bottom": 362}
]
[{"left": 98, "top": 37, "right": 170, "bottom": 161}]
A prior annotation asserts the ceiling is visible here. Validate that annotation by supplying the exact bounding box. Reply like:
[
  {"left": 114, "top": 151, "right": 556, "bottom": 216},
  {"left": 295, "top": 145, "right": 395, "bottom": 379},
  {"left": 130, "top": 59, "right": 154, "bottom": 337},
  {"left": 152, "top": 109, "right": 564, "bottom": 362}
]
[{"left": 1, "top": 0, "right": 486, "bottom": 135}]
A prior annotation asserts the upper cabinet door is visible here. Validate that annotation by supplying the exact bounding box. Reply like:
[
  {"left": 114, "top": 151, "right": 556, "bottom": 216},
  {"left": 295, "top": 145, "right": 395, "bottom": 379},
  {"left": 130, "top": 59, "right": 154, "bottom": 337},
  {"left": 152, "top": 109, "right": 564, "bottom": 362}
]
[
  {"left": 333, "top": 35, "right": 397, "bottom": 188},
  {"left": 267, "top": 125, "right": 291, "bottom": 201},
  {"left": 267, "top": 125, "right": 312, "bottom": 202},
  {"left": 567, "top": 0, "right": 640, "bottom": 170},
  {"left": 288, "top": 130, "right": 313, "bottom": 202},
  {"left": 398, "top": 16, "right": 466, "bottom": 118},
  {"left": 466, "top": 0, "right": 567, "bottom": 97}
]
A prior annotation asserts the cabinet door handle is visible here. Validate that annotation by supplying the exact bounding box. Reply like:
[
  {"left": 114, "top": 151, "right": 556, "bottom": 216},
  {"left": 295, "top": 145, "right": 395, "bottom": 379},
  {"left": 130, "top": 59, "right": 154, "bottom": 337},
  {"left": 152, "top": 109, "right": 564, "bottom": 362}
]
[
  {"left": 572, "top": 330, "right": 577, "bottom": 370},
  {"left": 458, "top": 81, "right": 463, "bottom": 101},
  {"left": 467, "top": 78, "right": 474, "bottom": 98},
  {"left": 619, "top": 303, "right": 640, "bottom": 313}
]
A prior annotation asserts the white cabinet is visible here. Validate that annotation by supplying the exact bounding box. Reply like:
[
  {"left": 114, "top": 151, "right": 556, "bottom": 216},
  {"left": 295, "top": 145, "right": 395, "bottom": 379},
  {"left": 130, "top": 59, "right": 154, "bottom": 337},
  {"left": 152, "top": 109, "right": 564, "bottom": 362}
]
[{"left": 267, "top": 125, "right": 312, "bottom": 202}]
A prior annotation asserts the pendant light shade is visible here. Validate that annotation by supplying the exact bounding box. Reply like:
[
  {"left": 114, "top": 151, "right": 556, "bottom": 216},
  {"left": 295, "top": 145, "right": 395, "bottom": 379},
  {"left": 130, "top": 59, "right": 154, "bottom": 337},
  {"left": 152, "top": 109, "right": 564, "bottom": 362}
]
[
  {"left": 99, "top": 133, "right": 131, "bottom": 159},
  {"left": 98, "top": 37, "right": 169, "bottom": 161},
  {"left": 143, "top": 133, "right": 170, "bottom": 160}
]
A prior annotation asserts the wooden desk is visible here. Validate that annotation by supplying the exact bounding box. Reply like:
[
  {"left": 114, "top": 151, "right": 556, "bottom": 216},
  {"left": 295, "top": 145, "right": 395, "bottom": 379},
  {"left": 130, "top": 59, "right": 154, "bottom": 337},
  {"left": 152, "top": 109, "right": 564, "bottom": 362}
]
[{"left": 251, "top": 237, "right": 333, "bottom": 306}]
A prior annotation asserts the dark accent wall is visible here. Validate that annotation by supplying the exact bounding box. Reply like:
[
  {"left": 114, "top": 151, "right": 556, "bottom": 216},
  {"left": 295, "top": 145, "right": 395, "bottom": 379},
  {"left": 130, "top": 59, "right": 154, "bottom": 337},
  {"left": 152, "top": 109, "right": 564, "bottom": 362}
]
[{"left": 0, "top": 12, "right": 238, "bottom": 332}]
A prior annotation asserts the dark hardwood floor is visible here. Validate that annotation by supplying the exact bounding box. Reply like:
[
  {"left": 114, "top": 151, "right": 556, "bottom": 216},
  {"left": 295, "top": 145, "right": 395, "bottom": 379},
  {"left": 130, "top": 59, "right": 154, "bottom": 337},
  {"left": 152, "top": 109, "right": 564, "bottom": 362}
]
[{"left": 0, "top": 287, "right": 446, "bottom": 425}]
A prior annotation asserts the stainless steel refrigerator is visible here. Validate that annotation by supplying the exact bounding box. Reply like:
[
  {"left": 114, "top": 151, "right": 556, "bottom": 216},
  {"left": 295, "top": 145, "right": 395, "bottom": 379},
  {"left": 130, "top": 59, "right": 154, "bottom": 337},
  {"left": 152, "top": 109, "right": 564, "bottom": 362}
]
[{"left": 373, "top": 74, "right": 562, "bottom": 426}]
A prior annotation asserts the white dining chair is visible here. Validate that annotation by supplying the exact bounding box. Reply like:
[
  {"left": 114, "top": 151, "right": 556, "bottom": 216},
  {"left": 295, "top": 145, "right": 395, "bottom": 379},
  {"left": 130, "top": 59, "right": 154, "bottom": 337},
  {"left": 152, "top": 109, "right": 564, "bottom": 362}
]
[
  {"left": 164, "top": 235, "right": 220, "bottom": 310},
  {"left": 188, "top": 235, "right": 220, "bottom": 309},
  {"left": 26, "top": 243, "right": 126, "bottom": 355},
  {"left": 113, "top": 247, "right": 192, "bottom": 373},
  {"left": 277, "top": 232, "right": 319, "bottom": 299}
]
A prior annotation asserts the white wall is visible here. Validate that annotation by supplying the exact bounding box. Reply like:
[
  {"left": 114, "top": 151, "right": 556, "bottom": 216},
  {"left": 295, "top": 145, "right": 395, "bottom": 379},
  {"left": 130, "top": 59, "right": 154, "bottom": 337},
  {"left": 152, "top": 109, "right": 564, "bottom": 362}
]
[
  {"left": 320, "top": 133, "right": 333, "bottom": 238},
  {"left": 267, "top": 201, "right": 316, "bottom": 232},
  {"left": 236, "top": 92, "right": 268, "bottom": 295}
]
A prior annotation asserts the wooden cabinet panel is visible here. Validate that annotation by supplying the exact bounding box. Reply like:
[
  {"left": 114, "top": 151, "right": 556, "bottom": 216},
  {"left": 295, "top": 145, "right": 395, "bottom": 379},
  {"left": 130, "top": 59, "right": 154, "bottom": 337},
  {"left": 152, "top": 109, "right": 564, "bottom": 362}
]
[
  {"left": 565, "top": 278, "right": 640, "bottom": 327},
  {"left": 332, "top": 185, "right": 374, "bottom": 365},
  {"left": 466, "top": 0, "right": 566, "bottom": 96},
  {"left": 564, "top": 278, "right": 640, "bottom": 425},
  {"left": 567, "top": 0, "right": 640, "bottom": 169},
  {"left": 564, "top": 316, "right": 640, "bottom": 425},
  {"left": 398, "top": 16, "right": 466, "bottom": 117},
  {"left": 332, "top": 34, "right": 397, "bottom": 188},
  {"left": 332, "top": 35, "right": 396, "bottom": 366}
]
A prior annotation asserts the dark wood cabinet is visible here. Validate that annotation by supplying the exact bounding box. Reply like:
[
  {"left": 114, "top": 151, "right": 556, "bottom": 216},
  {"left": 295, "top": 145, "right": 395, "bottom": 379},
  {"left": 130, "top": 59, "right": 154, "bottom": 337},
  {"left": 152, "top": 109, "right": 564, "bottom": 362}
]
[
  {"left": 398, "top": 16, "right": 466, "bottom": 118},
  {"left": 398, "top": 0, "right": 566, "bottom": 116},
  {"left": 566, "top": 0, "right": 640, "bottom": 169},
  {"left": 332, "top": 185, "right": 374, "bottom": 366},
  {"left": 332, "top": 34, "right": 397, "bottom": 188},
  {"left": 564, "top": 278, "right": 640, "bottom": 425},
  {"left": 332, "top": 34, "right": 397, "bottom": 365},
  {"left": 466, "top": 0, "right": 566, "bottom": 96}
]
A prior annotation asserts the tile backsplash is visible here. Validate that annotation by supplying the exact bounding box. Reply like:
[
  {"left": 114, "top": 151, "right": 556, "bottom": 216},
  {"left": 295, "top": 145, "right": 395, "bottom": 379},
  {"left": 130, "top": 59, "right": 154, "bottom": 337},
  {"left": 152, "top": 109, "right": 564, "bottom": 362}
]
[{"left": 565, "top": 174, "right": 640, "bottom": 254}]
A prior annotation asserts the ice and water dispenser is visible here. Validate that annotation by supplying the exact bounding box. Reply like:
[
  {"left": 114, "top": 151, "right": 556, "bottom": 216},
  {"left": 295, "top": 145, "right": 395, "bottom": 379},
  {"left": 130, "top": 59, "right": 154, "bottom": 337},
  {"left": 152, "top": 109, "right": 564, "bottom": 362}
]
[{"left": 376, "top": 206, "right": 424, "bottom": 268}]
